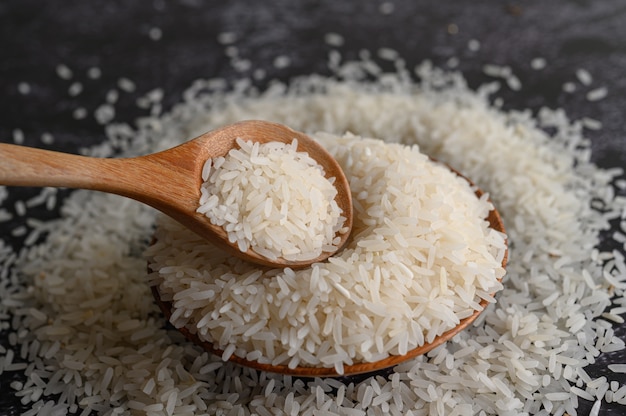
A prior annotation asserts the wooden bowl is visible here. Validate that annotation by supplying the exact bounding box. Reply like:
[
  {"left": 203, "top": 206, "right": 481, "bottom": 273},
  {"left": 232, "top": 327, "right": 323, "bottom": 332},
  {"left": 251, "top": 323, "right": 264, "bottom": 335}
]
[{"left": 150, "top": 165, "right": 508, "bottom": 377}]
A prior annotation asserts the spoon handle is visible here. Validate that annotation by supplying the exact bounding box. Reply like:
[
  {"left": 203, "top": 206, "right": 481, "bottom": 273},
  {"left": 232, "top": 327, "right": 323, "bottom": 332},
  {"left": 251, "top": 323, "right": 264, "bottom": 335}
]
[
  {"left": 0, "top": 143, "right": 119, "bottom": 189},
  {"left": 0, "top": 143, "right": 198, "bottom": 211}
]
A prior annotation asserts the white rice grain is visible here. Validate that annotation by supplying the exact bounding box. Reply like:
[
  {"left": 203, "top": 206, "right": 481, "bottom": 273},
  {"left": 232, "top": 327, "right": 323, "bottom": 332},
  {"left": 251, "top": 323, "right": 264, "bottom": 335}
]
[
  {"left": 576, "top": 68, "right": 593, "bottom": 86},
  {"left": 586, "top": 87, "right": 608, "bottom": 102}
]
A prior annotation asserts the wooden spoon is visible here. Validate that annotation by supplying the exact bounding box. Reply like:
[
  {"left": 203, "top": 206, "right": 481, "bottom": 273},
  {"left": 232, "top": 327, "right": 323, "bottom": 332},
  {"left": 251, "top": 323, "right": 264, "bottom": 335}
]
[
  {"left": 151, "top": 166, "right": 508, "bottom": 377},
  {"left": 0, "top": 120, "right": 353, "bottom": 268}
]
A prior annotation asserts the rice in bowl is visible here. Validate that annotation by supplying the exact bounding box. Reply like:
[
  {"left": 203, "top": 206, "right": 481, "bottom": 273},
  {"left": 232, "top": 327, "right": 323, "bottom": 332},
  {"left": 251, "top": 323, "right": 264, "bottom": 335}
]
[{"left": 147, "top": 132, "right": 508, "bottom": 375}]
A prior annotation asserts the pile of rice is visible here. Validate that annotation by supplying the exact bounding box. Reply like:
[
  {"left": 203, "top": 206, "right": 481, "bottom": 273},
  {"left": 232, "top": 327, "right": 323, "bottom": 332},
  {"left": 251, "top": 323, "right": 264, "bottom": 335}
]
[
  {"left": 1, "top": 55, "right": 626, "bottom": 415},
  {"left": 149, "top": 133, "right": 507, "bottom": 374},
  {"left": 197, "top": 137, "right": 346, "bottom": 261}
]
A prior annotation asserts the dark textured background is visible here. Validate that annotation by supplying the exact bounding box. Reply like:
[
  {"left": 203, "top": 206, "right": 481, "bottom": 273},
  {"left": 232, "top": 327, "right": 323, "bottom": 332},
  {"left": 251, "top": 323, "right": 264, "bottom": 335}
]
[{"left": 1, "top": 0, "right": 625, "bottom": 414}]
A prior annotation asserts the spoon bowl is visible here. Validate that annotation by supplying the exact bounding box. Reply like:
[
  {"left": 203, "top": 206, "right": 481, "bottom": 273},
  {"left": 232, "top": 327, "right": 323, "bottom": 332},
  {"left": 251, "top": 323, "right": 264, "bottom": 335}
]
[
  {"left": 150, "top": 166, "right": 508, "bottom": 377},
  {"left": 0, "top": 120, "right": 353, "bottom": 268}
]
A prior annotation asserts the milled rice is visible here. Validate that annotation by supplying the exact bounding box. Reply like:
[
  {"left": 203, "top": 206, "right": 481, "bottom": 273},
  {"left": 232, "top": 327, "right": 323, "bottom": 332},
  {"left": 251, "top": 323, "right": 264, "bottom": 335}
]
[
  {"left": 196, "top": 138, "right": 346, "bottom": 261},
  {"left": 150, "top": 133, "right": 506, "bottom": 373},
  {"left": 1, "top": 50, "right": 625, "bottom": 415}
]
